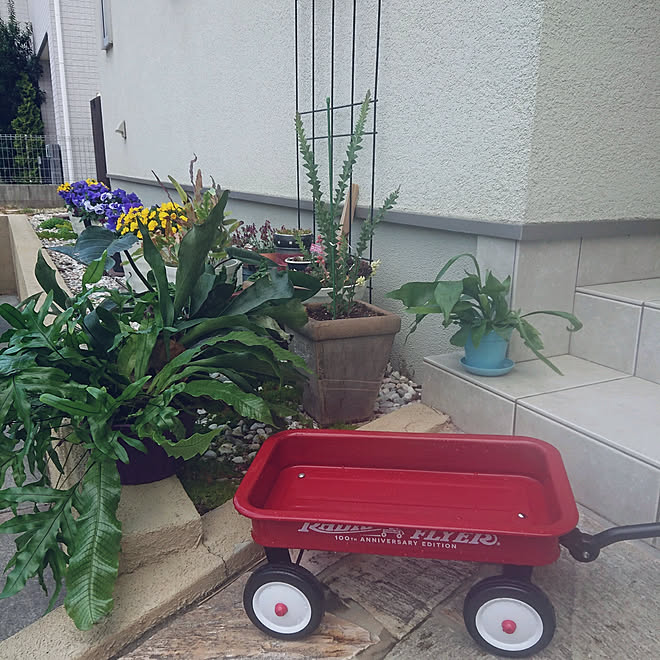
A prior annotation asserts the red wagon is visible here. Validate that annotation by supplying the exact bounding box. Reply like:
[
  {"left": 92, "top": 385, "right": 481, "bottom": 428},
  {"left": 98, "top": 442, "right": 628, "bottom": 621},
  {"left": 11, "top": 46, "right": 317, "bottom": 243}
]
[{"left": 234, "top": 430, "right": 660, "bottom": 657}]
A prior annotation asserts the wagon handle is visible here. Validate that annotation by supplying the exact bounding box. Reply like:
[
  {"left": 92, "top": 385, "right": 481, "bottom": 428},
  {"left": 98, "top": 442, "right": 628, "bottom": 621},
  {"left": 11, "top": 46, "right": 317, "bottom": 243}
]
[{"left": 560, "top": 522, "right": 660, "bottom": 562}]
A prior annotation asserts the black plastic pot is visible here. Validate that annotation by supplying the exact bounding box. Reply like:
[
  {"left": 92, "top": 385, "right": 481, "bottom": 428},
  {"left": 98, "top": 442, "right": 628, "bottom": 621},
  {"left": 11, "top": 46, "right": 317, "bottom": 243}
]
[
  {"left": 113, "top": 427, "right": 182, "bottom": 485},
  {"left": 285, "top": 257, "right": 311, "bottom": 272},
  {"left": 274, "top": 231, "right": 313, "bottom": 251},
  {"left": 110, "top": 252, "right": 124, "bottom": 274}
]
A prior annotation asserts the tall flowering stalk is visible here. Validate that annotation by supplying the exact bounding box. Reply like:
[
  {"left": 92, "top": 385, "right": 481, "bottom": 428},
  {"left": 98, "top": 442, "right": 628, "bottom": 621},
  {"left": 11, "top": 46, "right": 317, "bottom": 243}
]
[{"left": 295, "top": 91, "right": 399, "bottom": 319}]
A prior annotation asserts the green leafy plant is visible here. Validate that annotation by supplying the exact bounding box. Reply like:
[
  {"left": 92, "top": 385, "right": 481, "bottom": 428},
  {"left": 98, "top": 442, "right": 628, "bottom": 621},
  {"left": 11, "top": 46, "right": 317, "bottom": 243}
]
[
  {"left": 0, "top": 184, "right": 321, "bottom": 630},
  {"left": 36, "top": 217, "right": 77, "bottom": 241},
  {"left": 50, "top": 224, "right": 137, "bottom": 271},
  {"left": 294, "top": 90, "right": 399, "bottom": 318},
  {"left": 10, "top": 74, "right": 44, "bottom": 183},
  {"left": 387, "top": 253, "right": 582, "bottom": 374}
]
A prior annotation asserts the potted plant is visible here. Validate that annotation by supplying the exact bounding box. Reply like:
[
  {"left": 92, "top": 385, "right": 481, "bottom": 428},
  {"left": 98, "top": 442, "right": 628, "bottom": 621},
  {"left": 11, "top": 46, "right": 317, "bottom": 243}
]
[
  {"left": 57, "top": 179, "right": 141, "bottom": 235},
  {"left": 273, "top": 226, "right": 313, "bottom": 251},
  {"left": 55, "top": 166, "right": 242, "bottom": 289},
  {"left": 231, "top": 220, "right": 277, "bottom": 277},
  {"left": 293, "top": 234, "right": 379, "bottom": 304},
  {"left": 284, "top": 90, "right": 401, "bottom": 424},
  {"left": 118, "top": 168, "right": 242, "bottom": 291},
  {"left": 0, "top": 183, "right": 317, "bottom": 630},
  {"left": 387, "top": 253, "right": 582, "bottom": 375},
  {"left": 284, "top": 254, "right": 311, "bottom": 271}
]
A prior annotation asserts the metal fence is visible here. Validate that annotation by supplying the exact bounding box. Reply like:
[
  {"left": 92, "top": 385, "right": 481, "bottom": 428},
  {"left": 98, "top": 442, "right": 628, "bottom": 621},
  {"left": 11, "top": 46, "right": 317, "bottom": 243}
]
[{"left": 0, "top": 134, "right": 96, "bottom": 185}]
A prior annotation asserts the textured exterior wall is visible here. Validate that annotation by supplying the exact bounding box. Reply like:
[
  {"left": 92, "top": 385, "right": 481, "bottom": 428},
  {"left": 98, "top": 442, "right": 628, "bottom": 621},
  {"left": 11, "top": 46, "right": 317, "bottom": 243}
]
[
  {"left": 101, "top": 1, "right": 544, "bottom": 224},
  {"left": 0, "top": 0, "right": 29, "bottom": 24},
  {"left": 58, "top": 0, "right": 99, "bottom": 140},
  {"left": 21, "top": 0, "right": 100, "bottom": 180},
  {"left": 28, "top": 0, "right": 50, "bottom": 49},
  {"left": 526, "top": 0, "right": 660, "bottom": 222}
]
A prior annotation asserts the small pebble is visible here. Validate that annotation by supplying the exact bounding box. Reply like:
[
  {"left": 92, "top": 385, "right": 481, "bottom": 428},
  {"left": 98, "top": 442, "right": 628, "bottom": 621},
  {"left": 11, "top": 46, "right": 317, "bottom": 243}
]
[{"left": 232, "top": 456, "right": 245, "bottom": 464}]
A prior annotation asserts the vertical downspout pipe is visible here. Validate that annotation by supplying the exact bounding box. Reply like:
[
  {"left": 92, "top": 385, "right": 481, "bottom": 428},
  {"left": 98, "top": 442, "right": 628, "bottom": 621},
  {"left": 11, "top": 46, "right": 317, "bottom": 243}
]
[{"left": 53, "top": 0, "right": 74, "bottom": 181}]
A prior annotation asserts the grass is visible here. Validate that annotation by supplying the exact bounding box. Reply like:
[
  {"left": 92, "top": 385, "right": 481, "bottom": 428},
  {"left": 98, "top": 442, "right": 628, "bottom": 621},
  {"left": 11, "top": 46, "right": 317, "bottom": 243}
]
[
  {"left": 176, "top": 455, "right": 242, "bottom": 515},
  {"left": 36, "top": 216, "right": 77, "bottom": 241}
]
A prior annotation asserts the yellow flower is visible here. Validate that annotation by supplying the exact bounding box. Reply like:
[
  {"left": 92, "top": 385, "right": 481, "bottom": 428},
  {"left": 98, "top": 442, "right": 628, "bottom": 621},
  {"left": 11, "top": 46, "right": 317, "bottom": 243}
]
[
  {"left": 121, "top": 227, "right": 128, "bottom": 235},
  {"left": 136, "top": 231, "right": 143, "bottom": 239},
  {"left": 130, "top": 222, "right": 138, "bottom": 232},
  {"left": 148, "top": 220, "right": 158, "bottom": 231},
  {"left": 169, "top": 213, "right": 177, "bottom": 220},
  {"left": 161, "top": 219, "right": 167, "bottom": 228},
  {"left": 149, "top": 210, "right": 156, "bottom": 219}
]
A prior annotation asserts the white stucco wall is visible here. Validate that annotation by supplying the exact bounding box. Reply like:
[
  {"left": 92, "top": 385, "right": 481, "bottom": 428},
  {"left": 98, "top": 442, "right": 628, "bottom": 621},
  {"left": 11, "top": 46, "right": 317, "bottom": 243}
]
[
  {"left": 525, "top": 0, "right": 660, "bottom": 222},
  {"left": 101, "top": 1, "right": 547, "bottom": 224},
  {"left": 100, "top": 1, "right": 659, "bottom": 377}
]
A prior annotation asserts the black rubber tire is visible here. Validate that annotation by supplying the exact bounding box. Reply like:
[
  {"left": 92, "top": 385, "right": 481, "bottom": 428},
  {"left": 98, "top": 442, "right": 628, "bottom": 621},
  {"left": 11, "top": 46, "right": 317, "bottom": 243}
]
[
  {"left": 463, "top": 576, "right": 556, "bottom": 658},
  {"left": 243, "top": 563, "right": 325, "bottom": 640}
]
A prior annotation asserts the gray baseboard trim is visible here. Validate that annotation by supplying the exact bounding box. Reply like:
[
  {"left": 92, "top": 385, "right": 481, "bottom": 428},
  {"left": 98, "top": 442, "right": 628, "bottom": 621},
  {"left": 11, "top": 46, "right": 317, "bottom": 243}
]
[{"left": 108, "top": 173, "right": 660, "bottom": 242}]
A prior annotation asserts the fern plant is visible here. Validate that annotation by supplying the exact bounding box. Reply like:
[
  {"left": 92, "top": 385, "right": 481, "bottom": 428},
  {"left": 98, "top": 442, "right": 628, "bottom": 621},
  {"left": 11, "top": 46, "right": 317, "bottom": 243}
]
[
  {"left": 295, "top": 90, "right": 399, "bottom": 319},
  {"left": 0, "top": 183, "right": 320, "bottom": 629}
]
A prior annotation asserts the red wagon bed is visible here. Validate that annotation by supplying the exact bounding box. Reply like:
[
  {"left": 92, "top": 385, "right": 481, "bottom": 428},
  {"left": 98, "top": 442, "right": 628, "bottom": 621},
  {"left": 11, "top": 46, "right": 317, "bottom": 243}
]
[
  {"left": 234, "top": 430, "right": 660, "bottom": 657},
  {"left": 234, "top": 430, "right": 579, "bottom": 566}
]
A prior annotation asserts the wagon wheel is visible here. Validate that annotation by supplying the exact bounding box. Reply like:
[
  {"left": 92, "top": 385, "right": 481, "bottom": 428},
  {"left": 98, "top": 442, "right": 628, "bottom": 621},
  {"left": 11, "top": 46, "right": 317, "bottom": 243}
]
[
  {"left": 463, "top": 576, "right": 556, "bottom": 658},
  {"left": 243, "top": 563, "right": 325, "bottom": 640}
]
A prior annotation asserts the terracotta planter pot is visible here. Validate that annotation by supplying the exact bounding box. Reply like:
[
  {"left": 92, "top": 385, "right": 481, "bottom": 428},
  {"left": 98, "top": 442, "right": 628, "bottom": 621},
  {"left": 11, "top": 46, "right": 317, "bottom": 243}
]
[{"left": 289, "top": 302, "right": 401, "bottom": 424}]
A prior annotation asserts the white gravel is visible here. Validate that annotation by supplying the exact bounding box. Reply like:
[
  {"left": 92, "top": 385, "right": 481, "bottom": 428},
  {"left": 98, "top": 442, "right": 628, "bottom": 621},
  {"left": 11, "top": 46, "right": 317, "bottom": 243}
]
[{"left": 29, "top": 210, "right": 126, "bottom": 295}]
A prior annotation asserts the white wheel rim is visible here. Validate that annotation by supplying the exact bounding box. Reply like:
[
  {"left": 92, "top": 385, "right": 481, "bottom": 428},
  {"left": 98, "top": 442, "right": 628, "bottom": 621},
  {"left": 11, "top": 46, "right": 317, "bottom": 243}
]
[
  {"left": 252, "top": 581, "right": 312, "bottom": 634},
  {"left": 475, "top": 597, "right": 544, "bottom": 651}
]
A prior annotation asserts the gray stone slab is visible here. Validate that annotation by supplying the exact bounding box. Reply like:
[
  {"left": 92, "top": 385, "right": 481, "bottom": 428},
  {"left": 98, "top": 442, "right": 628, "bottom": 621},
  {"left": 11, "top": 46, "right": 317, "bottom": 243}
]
[
  {"left": 425, "top": 353, "right": 626, "bottom": 402},
  {"left": 576, "top": 278, "right": 660, "bottom": 305},
  {"left": 386, "top": 506, "right": 660, "bottom": 660},
  {"left": 515, "top": 407, "right": 660, "bottom": 527},
  {"left": 0, "top": 537, "right": 64, "bottom": 642},
  {"left": 570, "top": 294, "right": 641, "bottom": 373},
  {"left": 121, "top": 572, "right": 376, "bottom": 659},
  {"left": 422, "top": 361, "right": 515, "bottom": 434},
  {"left": 319, "top": 554, "right": 478, "bottom": 640},
  {"left": 519, "top": 377, "right": 660, "bottom": 469}
]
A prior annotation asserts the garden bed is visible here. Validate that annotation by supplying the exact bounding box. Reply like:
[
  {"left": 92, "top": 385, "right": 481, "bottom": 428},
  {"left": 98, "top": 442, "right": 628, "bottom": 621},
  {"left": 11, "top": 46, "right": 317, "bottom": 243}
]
[{"left": 25, "top": 210, "right": 431, "bottom": 512}]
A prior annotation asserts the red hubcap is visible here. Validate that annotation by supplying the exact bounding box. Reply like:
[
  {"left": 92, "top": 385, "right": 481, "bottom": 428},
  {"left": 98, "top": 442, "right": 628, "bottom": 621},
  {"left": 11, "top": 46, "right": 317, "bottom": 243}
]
[
  {"left": 501, "top": 619, "right": 517, "bottom": 634},
  {"left": 274, "top": 602, "right": 288, "bottom": 617}
]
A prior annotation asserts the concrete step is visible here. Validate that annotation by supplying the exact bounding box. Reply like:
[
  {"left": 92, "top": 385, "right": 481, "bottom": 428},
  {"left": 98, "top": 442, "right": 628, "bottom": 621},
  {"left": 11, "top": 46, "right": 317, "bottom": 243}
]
[
  {"left": 117, "top": 477, "right": 203, "bottom": 574},
  {"left": 422, "top": 353, "right": 660, "bottom": 541},
  {"left": 570, "top": 277, "right": 660, "bottom": 381},
  {"left": 0, "top": 501, "right": 260, "bottom": 660}
]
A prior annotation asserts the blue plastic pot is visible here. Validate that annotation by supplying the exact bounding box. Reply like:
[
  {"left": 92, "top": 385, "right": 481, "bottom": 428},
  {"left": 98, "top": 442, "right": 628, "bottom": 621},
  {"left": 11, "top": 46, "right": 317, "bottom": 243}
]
[{"left": 463, "top": 329, "right": 511, "bottom": 369}]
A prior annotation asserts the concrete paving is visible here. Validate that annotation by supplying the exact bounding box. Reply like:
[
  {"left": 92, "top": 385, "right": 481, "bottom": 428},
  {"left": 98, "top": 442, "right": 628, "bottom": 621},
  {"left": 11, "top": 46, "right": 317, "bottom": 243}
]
[
  {"left": 0, "top": 460, "right": 65, "bottom": 641},
  {"left": 120, "top": 506, "right": 660, "bottom": 659}
]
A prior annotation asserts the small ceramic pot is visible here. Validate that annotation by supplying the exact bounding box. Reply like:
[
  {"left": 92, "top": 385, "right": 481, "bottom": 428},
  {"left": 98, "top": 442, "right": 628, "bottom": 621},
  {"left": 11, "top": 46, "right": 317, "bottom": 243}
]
[
  {"left": 274, "top": 231, "right": 313, "bottom": 251},
  {"left": 285, "top": 257, "right": 311, "bottom": 272}
]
